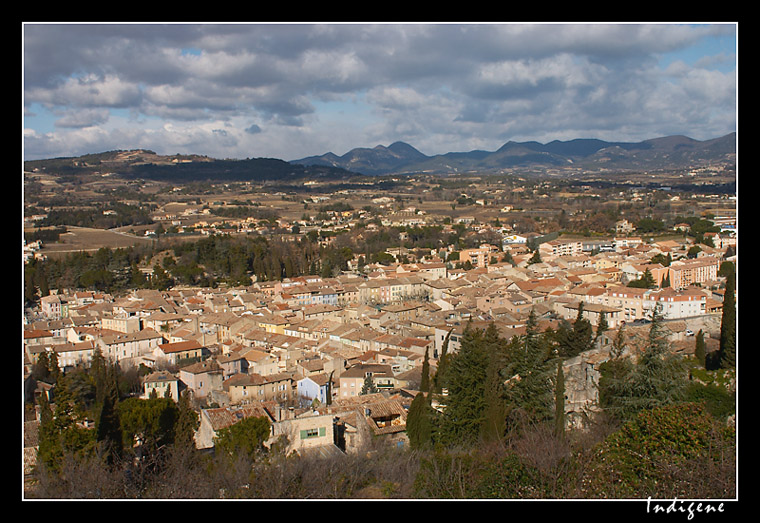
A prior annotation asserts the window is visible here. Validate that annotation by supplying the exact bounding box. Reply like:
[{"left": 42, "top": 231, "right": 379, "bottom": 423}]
[{"left": 300, "top": 427, "right": 326, "bottom": 439}]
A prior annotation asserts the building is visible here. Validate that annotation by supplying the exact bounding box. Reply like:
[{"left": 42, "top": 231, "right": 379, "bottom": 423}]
[
  {"left": 539, "top": 239, "right": 584, "bottom": 258},
  {"left": 142, "top": 370, "right": 182, "bottom": 400},
  {"left": 338, "top": 363, "right": 396, "bottom": 398},
  {"left": 667, "top": 257, "right": 720, "bottom": 290}
]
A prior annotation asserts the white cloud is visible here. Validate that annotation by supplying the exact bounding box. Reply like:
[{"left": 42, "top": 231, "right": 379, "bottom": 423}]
[{"left": 22, "top": 23, "right": 737, "bottom": 161}]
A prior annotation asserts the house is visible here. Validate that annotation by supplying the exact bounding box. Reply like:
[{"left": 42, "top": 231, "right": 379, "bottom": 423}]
[
  {"left": 179, "top": 359, "right": 223, "bottom": 400},
  {"left": 98, "top": 328, "right": 165, "bottom": 365},
  {"left": 195, "top": 403, "right": 274, "bottom": 450},
  {"left": 326, "top": 394, "right": 409, "bottom": 452},
  {"left": 667, "top": 257, "right": 720, "bottom": 290},
  {"left": 216, "top": 351, "right": 249, "bottom": 379},
  {"left": 224, "top": 372, "right": 296, "bottom": 404},
  {"left": 297, "top": 373, "right": 333, "bottom": 406},
  {"left": 52, "top": 340, "right": 96, "bottom": 371},
  {"left": 153, "top": 339, "right": 207, "bottom": 366},
  {"left": 557, "top": 301, "right": 624, "bottom": 330},
  {"left": 337, "top": 363, "right": 396, "bottom": 398},
  {"left": 539, "top": 239, "right": 583, "bottom": 258},
  {"left": 142, "top": 370, "right": 182, "bottom": 400},
  {"left": 269, "top": 411, "right": 341, "bottom": 458}
]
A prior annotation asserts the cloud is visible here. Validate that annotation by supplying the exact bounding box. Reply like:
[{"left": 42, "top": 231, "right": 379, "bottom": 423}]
[{"left": 23, "top": 23, "right": 737, "bottom": 161}]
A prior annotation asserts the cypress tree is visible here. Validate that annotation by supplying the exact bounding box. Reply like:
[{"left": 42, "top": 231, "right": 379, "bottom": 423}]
[
  {"left": 554, "top": 360, "right": 566, "bottom": 439},
  {"left": 406, "top": 392, "right": 433, "bottom": 450},
  {"left": 433, "top": 329, "right": 452, "bottom": 394},
  {"left": 719, "top": 271, "right": 736, "bottom": 369},
  {"left": 95, "top": 393, "right": 122, "bottom": 467},
  {"left": 480, "top": 323, "right": 508, "bottom": 443},
  {"left": 420, "top": 347, "right": 430, "bottom": 393},
  {"left": 695, "top": 329, "right": 706, "bottom": 368}
]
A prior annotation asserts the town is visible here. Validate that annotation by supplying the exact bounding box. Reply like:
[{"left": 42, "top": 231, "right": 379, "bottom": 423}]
[{"left": 22, "top": 164, "right": 737, "bottom": 499}]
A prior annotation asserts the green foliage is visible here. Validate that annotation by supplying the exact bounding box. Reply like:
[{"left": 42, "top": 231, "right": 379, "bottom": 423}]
[
  {"left": 684, "top": 382, "right": 735, "bottom": 422},
  {"left": 406, "top": 393, "right": 434, "bottom": 450},
  {"left": 438, "top": 325, "right": 491, "bottom": 446},
  {"left": 635, "top": 217, "right": 665, "bottom": 233},
  {"left": 695, "top": 329, "right": 706, "bottom": 367},
  {"left": 627, "top": 268, "right": 656, "bottom": 288},
  {"left": 501, "top": 310, "right": 559, "bottom": 433},
  {"left": 719, "top": 271, "right": 736, "bottom": 369},
  {"left": 214, "top": 416, "right": 271, "bottom": 460},
  {"left": 557, "top": 303, "right": 593, "bottom": 357},
  {"left": 599, "top": 308, "right": 688, "bottom": 423},
  {"left": 118, "top": 397, "right": 179, "bottom": 451},
  {"left": 582, "top": 403, "right": 735, "bottom": 498},
  {"left": 361, "top": 374, "right": 378, "bottom": 395},
  {"left": 36, "top": 378, "right": 97, "bottom": 472},
  {"left": 554, "top": 362, "right": 565, "bottom": 439}
]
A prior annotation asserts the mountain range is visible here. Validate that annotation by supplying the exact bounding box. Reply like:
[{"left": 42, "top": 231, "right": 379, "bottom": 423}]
[
  {"left": 292, "top": 133, "right": 736, "bottom": 176},
  {"left": 25, "top": 133, "right": 736, "bottom": 182}
]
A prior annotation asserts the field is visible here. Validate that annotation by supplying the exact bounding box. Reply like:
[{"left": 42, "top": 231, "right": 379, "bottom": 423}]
[{"left": 30, "top": 226, "right": 156, "bottom": 258}]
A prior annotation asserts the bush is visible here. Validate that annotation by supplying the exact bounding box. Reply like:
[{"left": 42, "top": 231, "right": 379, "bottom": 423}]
[{"left": 581, "top": 403, "right": 735, "bottom": 499}]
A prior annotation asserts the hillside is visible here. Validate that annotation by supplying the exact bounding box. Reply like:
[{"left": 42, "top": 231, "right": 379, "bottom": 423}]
[{"left": 23, "top": 149, "right": 360, "bottom": 182}]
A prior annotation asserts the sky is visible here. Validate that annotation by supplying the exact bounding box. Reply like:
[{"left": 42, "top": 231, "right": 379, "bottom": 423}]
[{"left": 22, "top": 22, "right": 737, "bottom": 163}]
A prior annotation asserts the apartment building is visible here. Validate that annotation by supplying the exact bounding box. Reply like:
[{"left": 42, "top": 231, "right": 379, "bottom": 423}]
[{"left": 667, "top": 257, "right": 720, "bottom": 290}]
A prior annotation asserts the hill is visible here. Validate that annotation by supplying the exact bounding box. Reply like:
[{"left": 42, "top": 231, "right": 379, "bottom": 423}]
[
  {"left": 293, "top": 133, "right": 736, "bottom": 176},
  {"left": 24, "top": 133, "right": 736, "bottom": 181},
  {"left": 23, "top": 149, "right": 360, "bottom": 182}
]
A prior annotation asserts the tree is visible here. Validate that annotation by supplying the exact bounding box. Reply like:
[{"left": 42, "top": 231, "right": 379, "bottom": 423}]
[
  {"left": 598, "top": 307, "right": 688, "bottom": 423},
  {"left": 480, "top": 323, "right": 508, "bottom": 443},
  {"left": 420, "top": 347, "right": 431, "bottom": 393},
  {"left": 719, "top": 269, "right": 736, "bottom": 369},
  {"left": 695, "top": 329, "right": 706, "bottom": 368},
  {"left": 611, "top": 322, "right": 627, "bottom": 359},
  {"left": 501, "top": 309, "right": 558, "bottom": 433},
  {"left": 361, "top": 374, "right": 378, "bottom": 395},
  {"left": 118, "top": 397, "right": 180, "bottom": 454},
  {"left": 439, "top": 324, "right": 490, "bottom": 446},
  {"left": 214, "top": 415, "right": 271, "bottom": 460},
  {"left": 406, "top": 392, "right": 434, "bottom": 450},
  {"left": 37, "top": 377, "right": 96, "bottom": 472},
  {"left": 554, "top": 361, "right": 566, "bottom": 439},
  {"left": 559, "top": 303, "right": 593, "bottom": 358},
  {"left": 433, "top": 330, "right": 452, "bottom": 394},
  {"left": 94, "top": 393, "right": 122, "bottom": 467},
  {"left": 594, "top": 311, "right": 609, "bottom": 343},
  {"left": 174, "top": 390, "right": 200, "bottom": 451}
]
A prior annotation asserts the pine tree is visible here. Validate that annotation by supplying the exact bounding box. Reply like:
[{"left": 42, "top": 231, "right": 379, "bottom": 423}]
[
  {"left": 439, "top": 324, "right": 489, "bottom": 446},
  {"left": 502, "top": 309, "right": 558, "bottom": 433},
  {"left": 361, "top": 374, "right": 377, "bottom": 395},
  {"left": 560, "top": 302, "right": 593, "bottom": 357},
  {"left": 594, "top": 311, "right": 609, "bottom": 343},
  {"left": 174, "top": 390, "right": 200, "bottom": 451},
  {"left": 94, "top": 393, "right": 122, "bottom": 467},
  {"left": 599, "top": 307, "right": 687, "bottom": 422},
  {"left": 611, "top": 322, "right": 627, "bottom": 359}
]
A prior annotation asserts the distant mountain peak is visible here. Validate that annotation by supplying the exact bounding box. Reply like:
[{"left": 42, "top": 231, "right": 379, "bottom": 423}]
[{"left": 291, "top": 133, "right": 735, "bottom": 176}]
